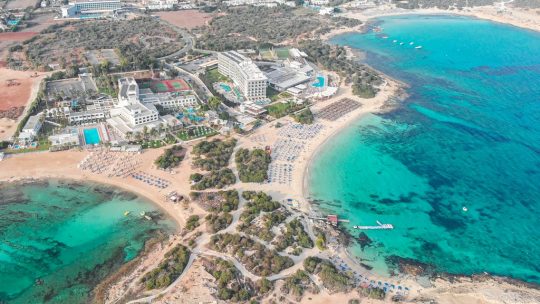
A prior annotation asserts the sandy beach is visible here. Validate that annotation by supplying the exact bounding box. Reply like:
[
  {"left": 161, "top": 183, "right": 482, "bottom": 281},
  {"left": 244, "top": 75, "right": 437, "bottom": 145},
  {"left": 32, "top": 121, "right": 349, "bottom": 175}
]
[{"left": 335, "top": 4, "right": 540, "bottom": 36}]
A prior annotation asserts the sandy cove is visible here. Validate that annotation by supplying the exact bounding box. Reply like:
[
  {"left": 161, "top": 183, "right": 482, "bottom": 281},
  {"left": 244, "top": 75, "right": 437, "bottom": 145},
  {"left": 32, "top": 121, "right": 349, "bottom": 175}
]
[
  {"left": 0, "top": 146, "right": 207, "bottom": 228},
  {"left": 332, "top": 4, "right": 540, "bottom": 37}
]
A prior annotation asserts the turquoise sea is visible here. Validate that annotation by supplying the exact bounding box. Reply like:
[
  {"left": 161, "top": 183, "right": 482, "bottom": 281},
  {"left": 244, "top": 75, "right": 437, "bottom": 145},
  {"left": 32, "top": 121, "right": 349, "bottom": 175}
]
[
  {"left": 309, "top": 15, "right": 540, "bottom": 283},
  {"left": 0, "top": 180, "right": 176, "bottom": 303}
]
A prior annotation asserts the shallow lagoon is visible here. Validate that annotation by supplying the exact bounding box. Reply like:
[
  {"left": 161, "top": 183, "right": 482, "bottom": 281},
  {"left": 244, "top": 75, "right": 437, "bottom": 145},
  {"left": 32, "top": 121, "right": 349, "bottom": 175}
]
[{"left": 0, "top": 180, "right": 176, "bottom": 303}]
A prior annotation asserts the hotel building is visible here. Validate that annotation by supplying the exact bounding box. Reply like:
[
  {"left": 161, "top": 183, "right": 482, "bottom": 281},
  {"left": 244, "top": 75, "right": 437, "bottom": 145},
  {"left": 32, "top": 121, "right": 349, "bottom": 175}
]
[
  {"left": 107, "top": 77, "right": 160, "bottom": 137},
  {"left": 61, "top": 0, "right": 122, "bottom": 18},
  {"left": 218, "top": 51, "right": 268, "bottom": 102}
]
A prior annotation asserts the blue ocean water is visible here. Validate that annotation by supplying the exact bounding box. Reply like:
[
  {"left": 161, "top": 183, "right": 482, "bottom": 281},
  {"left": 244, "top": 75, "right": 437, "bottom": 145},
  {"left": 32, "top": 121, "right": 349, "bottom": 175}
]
[
  {"left": 309, "top": 15, "right": 540, "bottom": 283},
  {"left": 0, "top": 180, "right": 176, "bottom": 303}
]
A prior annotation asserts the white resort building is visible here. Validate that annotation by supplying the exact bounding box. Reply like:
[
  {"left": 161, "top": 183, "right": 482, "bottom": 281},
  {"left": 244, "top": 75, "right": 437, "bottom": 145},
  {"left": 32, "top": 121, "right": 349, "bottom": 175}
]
[
  {"left": 18, "top": 114, "right": 43, "bottom": 143},
  {"left": 218, "top": 51, "right": 268, "bottom": 102},
  {"left": 107, "top": 77, "right": 160, "bottom": 138},
  {"left": 61, "top": 0, "right": 122, "bottom": 18},
  {"left": 106, "top": 77, "right": 198, "bottom": 138}
]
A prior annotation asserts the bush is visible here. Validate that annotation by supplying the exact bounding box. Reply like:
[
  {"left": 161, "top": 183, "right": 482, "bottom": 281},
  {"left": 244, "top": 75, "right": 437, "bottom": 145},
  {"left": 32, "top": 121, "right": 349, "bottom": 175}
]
[
  {"left": 186, "top": 215, "right": 200, "bottom": 231},
  {"left": 155, "top": 145, "right": 185, "bottom": 169},
  {"left": 141, "top": 245, "right": 190, "bottom": 290},
  {"left": 192, "top": 139, "right": 237, "bottom": 171},
  {"left": 206, "top": 212, "right": 233, "bottom": 233},
  {"left": 235, "top": 148, "right": 271, "bottom": 183},
  {"left": 294, "top": 108, "right": 314, "bottom": 124},
  {"left": 191, "top": 168, "right": 236, "bottom": 190}
]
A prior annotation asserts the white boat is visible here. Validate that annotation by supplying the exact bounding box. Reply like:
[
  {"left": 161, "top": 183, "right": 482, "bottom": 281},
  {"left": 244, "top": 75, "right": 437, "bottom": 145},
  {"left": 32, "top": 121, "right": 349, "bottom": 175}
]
[
  {"left": 409, "top": 42, "right": 414, "bottom": 45},
  {"left": 399, "top": 42, "right": 404, "bottom": 45},
  {"left": 415, "top": 46, "right": 422, "bottom": 49},
  {"left": 382, "top": 36, "right": 388, "bottom": 39},
  {"left": 462, "top": 207, "right": 468, "bottom": 212},
  {"left": 393, "top": 40, "right": 397, "bottom": 43}
]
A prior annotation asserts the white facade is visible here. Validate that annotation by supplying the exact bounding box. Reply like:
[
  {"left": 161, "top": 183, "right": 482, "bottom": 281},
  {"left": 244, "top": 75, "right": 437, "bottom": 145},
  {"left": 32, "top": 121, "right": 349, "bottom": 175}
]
[
  {"left": 308, "top": 0, "right": 329, "bottom": 5},
  {"left": 139, "top": 89, "right": 198, "bottom": 110},
  {"left": 218, "top": 51, "right": 268, "bottom": 102},
  {"left": 49, "top": 129, "right": 80, "bottom": 147},
  {"left": 18, "top": 114, "right": 42, "bottom": 143},
  {"left": 107, "top": 77, "right": 160, "bottom": 138},
  {"left": 223, "top": 0, "right": 285, "bottom": 6},
  {"left": 69, "top": 109, "right": 107, "bottom": 124},
  {"left": 61, "top": 0, "right": 122, "bottom": 18}
]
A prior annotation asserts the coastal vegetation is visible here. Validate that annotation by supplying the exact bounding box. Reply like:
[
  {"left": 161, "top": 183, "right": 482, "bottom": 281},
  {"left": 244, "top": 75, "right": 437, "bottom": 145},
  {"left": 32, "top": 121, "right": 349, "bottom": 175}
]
[
  {"left": 273, "top": 219, "right": 314, "bottom": 252},
  {"left": 190, "top": 190, "right": 240, "bottom": 212},
  {"left": 240, "top": 191, "right": 282, "bottom": 223},
  {"left": 294, "top": 108, "right": 315, "bottom": 124},
  {"left": 206, "top": 212, "right": 233, "bottom": 233},
  {"left": 235, "top": 148, "right": 272, "bottom": 183},
  {"left": 238, "top": 209, "right": 289, "bottom": 242},
  {"left": 359, "top": 286, "right": 386, "bottom": 300},
  {"left": 190, "top": 168, "right": 236, "bottom": 190},
  {"left": 23, "top": 17, "right": 184, "bottom": 70},
  {"left": 154, "top": 145, "right": 185, "bottom": 169},
  {"left": 304, "top": 257, "right": 351, "bottom": 293},
  {"left": 185, "top": 215, "right": 200, "bottom": 231},
  {"left": 192, "top": 139, "right": 237, "bottom": 171},
  {"left": 299, "top": 39, "right": 383, "bottom": 98},
  {"left": 141, "top": 244, "right": 191, "bottom": 290},
  {"left": 209, "top": 233, "right": 294, "bottom": 276},
  {"left": 281, "top": 269, "right": 317, "bottom": 300},
  {"left": 195, "top": 6, "right": 325, "bottom": 51},
  {"left": 202, "top": 257, "right": 273, "bottom": 302}
]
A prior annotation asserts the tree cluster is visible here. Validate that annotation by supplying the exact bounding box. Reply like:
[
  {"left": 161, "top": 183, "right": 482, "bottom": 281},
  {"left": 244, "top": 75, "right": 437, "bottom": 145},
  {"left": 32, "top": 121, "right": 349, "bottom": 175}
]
[
  {"left": 141, "top": 245, "right": 190, "bottom": 290},
  {"left": 209, "top": 233, "right": 294, "bottom": 276},
  {"left": 303, "top": 257, "right": 351, "bottom": 293},
  {"left": 192, "top": 139, "right": 237, "bottom": 171},
  {"left": 235, "top": 148, "right": 271, "bottom": 183},
  {"left": 273, "top": 219, "right": 313, "bottom": 252},
  {"left": 299, "top": 39, "right": 383, "bottom": 98},
  {"left": 155, "top": 145, "right": 185, "bottom": 169},
  {"left": 294, "top": 108, "right": 314, "bottom": 124},
  {"left": 190, "top": 168, "right": 236, "bottom": 190}
]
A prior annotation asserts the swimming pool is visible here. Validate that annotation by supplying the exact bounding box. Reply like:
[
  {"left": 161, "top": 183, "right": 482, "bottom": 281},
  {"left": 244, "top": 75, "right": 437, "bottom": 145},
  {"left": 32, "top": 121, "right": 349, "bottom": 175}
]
[
  {"left": 312, "top": 76, "right": 325, "bottom": 88},
  {"left": 83, "top": 128, "right": 101, "bottom": 145},
  {"left": 220, "top": 84, "right": 232, "bottom": 92}
]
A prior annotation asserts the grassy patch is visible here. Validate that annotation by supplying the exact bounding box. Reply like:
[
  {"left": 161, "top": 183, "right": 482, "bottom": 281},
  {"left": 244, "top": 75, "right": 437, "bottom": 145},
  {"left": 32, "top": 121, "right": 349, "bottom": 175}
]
[{"left": 176, "top": 126, "right": 217, "bottom": 141}]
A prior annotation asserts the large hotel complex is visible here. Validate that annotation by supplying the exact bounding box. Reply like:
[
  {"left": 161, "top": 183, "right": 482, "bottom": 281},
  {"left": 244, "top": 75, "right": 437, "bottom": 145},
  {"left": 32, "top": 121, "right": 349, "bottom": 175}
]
[
  {"left": 61, "top": 0, "right": 122, "bottom": 18},
  {"left": 217, "top": 51, "right": 268, "bottom": 102}
]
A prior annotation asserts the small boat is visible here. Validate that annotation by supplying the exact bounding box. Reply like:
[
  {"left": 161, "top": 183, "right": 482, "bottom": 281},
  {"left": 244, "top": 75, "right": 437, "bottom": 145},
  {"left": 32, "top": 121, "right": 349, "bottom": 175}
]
[
  {"left": 415, "top": 45, "right": 423, "bottom": 49},
  {"left": 140, "top": 211, "right": 146, "bottom": 217},
  {"left": 124, "top": 211, "right": 130, "bottom": 216},
  {"left": 382, "top": 36, "right": 388, "bottom": 39},
  {"left": 399, "top": 42, "right": 404, "bottom": 45},
  {"left": 409, "top": 42, "right": 414, "bottom": 45},
  {"left": 353, "top": 225, "right": 358, "bottom": 229},
  {"left": 392, "top": 40, "right": 397, "bottom": 43},
  {"left": 144, "top": 215, "right": 152, "bottom": 221},
  {"left": 462, "top": 207, "right": 468, "bottom": 212}
]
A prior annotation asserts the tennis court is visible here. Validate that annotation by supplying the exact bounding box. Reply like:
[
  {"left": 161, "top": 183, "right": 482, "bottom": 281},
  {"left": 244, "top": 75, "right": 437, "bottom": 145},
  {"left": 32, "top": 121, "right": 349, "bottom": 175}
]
[{"left": 137, "top": 79, "right": 190, "bottom": 93}]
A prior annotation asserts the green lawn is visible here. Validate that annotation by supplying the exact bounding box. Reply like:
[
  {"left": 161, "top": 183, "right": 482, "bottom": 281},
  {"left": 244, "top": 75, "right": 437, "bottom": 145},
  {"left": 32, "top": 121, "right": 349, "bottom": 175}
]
[
  {"left": 206, "top": 68, "right": 230, "bottom": 83},
  {"left": 5, "top": 139, "right": 50, "bottom": 154},
  {"left": 176, "top": 126, "right": 217, "bottom": 141},
  {"left": 275, "top": 48, "right": 290, "bottom": 59},
  {"left": 266, "top": 102, "right": 293, "bottom": 118}
]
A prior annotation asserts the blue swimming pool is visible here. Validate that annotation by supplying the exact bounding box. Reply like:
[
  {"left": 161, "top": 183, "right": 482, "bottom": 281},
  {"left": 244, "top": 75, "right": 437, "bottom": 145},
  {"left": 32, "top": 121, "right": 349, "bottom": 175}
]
[
  {"left": 312, "top": 76, "right": 325, "bottom": 88},
  {"left": 220, "top": 84, "right": 232, "bottom": 92},
  {"left": 83, "top": 128, "right": 101, "bottom": 145}
]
